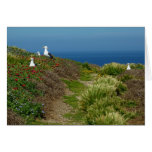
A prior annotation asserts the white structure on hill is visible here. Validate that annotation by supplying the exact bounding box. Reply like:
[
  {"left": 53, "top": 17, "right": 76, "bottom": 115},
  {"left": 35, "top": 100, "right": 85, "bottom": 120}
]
[
  {"left": 37, "top": 51, "right": 40, "bottom": 56},
  {"left": 29, "top": 58, "right": 35, "bottom": 67},
  {"left": 127, "top": 63, "right": 131, "bottom": 70},
  {"left": 43, "top": 46, "right": 49, "bottom": 56}
]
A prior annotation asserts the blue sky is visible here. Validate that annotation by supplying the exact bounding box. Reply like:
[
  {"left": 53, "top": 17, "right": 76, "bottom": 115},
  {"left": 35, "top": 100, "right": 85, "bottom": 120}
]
[{"left": 7, "top": 27, "right": 145, "bottom": 53}]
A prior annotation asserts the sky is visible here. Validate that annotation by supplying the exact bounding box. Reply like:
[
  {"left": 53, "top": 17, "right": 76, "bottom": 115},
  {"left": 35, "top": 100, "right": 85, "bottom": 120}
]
[{"left": 7, "top": 27, "right": 145, "bottom": 54}]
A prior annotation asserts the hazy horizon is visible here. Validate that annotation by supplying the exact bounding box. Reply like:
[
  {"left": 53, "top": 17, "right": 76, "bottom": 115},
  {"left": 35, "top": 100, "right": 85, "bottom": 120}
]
[{"left": 7, "top": 27, "right": 145, "bottom": 54}]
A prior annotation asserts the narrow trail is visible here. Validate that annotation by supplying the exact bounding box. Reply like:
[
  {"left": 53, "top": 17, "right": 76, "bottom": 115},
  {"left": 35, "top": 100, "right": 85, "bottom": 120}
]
[
  {"left": 41, "top": 73, "right": 98, "bottom": 125},
  {"left": 41, "top": 89, "right": 73, "bottom": 124}
]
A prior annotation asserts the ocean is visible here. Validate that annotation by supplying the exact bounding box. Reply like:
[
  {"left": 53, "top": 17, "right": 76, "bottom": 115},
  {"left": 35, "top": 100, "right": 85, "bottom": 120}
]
[{"left": 52, "top": 51, "right": 145, "bottom": 66}]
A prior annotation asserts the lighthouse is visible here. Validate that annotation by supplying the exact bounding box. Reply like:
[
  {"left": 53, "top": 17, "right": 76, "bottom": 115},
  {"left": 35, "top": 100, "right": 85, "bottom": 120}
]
[{"left": 43, "top": 46, "right": 49, "bottom": 56}]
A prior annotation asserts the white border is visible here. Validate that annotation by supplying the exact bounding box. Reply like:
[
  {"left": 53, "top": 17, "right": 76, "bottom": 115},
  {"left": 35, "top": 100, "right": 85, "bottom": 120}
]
[{"left": 1, "top": 0, "right": 152, "bottom": 152}]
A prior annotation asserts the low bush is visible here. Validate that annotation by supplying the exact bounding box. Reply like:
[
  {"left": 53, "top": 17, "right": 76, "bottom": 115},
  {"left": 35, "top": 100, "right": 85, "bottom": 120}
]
[
  {"left": 54, "top": 59, "right": 80, "bottom": 79},
  {"left": 100, "top": 62, "right": 126, "bottom": 76},
  {"left": 118, "top": 74, "right": 133, "bottom": 82},
  {"left": 84, "top": 97, "right": 127, "bottom": 125},
  {"left": 78, "top": 76, "right": 133, "bottom": 125},
  {"left": 116, "top": 83, "right": 127, "bottom": 95},
  {"left": 82, "top": 62, "right": 91, "bottom": 70},
  {"left": 79, "top": 76, "right": 126, "bottom": 111},
  {"left": 130, "top": 63, "right": 144, "bottom": 69}
]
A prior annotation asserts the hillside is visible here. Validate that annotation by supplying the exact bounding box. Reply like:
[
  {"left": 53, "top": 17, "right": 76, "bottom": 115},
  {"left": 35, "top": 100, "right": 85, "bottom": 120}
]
[{"left": 7, "top": 46, "right": 145, "bottom": 125}]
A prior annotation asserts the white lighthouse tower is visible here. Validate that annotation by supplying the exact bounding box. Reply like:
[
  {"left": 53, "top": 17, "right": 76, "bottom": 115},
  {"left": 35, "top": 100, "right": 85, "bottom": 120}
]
[
  {"left": 127, "top": 63, "right": 131, "bottom": 70},
  {"left": 43, "top": 46, "right": 49, "bottom": 56}
]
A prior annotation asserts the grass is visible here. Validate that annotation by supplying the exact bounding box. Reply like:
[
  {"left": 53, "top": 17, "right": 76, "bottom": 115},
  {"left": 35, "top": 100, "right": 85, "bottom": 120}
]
[
  {"left": 82, "top": 96, "right": 137, "bottom": 125},
  {"left": 62, "top": 79, "right": 86, "bottom": 94},
  {"left": 63, "top": 95, "right": 78, "bottom": 108},
  {"left": 79, "top": 76, "right": 126, "bottom": 110},
  {"left": 84, "top": 97, "right": 127, "bottom": 125},
  {"left": 130, "top": 63, "right": 144, "bottom": 69},
  {"left": 77, "top": 76, "right": 137, "bottom": 125},
  {"left": 62, "top": 76, "right": 88, "bottom": 124},
  {"left": 80, "top": 70, "right": 92, "bottom": 81},
  {"left": 62, "top": 75, "right": 135, "bottom": 125},
  {"left": 63, "top": 112, "right": 84, "bottom": 124},
  {"left": 118, "top": 74, "right": 133, "bottom": 82},
  {"left": 62, "top": 67, "right": 139, "bottom": 125},
  {"left": 62, "top": 79, "right": 86, "bottom": 124},
  {"left": 100, "top": 62, "right": 126, "bottom": 76},
  {"left": 80, "top": 62, "right": 100, "bottom": 81}
]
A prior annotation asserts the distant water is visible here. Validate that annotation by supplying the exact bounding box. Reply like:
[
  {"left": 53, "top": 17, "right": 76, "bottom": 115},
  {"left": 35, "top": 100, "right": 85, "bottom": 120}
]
[
  {"left": 8, "top": 45, "right": 145, "bottom": 66},
  {"left": 52, "top": 51, "right": 145, "bottom": 66}
]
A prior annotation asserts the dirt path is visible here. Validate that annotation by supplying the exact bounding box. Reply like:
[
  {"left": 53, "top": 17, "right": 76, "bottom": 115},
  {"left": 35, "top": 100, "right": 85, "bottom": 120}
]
[
  {"left": 41, "top": 89, "right": 73, "bottom": 124},
  {"left": 41, "top": 73, "right": 98, "bottom": 125}
]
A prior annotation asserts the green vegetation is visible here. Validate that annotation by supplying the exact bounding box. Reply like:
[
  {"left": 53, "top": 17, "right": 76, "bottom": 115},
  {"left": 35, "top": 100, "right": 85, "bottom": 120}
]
[
  {"left": 62, "top": 79, "right": 86, "bottom": 94},
  {"left": 77, "top": 76, "right": 134, "bottom": 125},
  {"left": 130, "top": 63, "right": 144, "bottom": 69},
  {"left": 7, "top": 46, "right": 144, "bottom": 125},
  {"left": 63, "top": 95, "right": 78, "bottom": 108},
  {"left": 118, "top": 74, "right": 133, "bottom": 82},
  {"left": 7, "top": 46, "right": 72, "bottom": 123},
  {"left": 82, "top": 62, "right": 91, "bottom": 70},
  {"left": 79, "top": 76, "right": 127, "bottom": 110},
  {"left": 100, "top": 62, "right": 126, "bottom": 76},
  {"left": 80, "top": 69, "right": 93, "bottom": 81}
]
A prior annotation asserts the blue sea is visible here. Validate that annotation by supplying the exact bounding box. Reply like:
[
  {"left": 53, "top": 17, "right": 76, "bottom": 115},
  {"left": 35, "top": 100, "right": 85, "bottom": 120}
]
[{"left": 50, "top": 51, "right": 145, "bottom": 66}]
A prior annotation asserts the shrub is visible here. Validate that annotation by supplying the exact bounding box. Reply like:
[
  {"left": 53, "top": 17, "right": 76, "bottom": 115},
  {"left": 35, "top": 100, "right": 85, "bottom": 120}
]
[
  {"left": 79, "top": 85, "right": 116, "bottom": 111},
  {"left": 130, "top": 63, "right": 144, "bottom": 69},
  {"left": 82, "top": 62, "right": 91, "bottom": 70},
  {"left": 100, "top": 62, "right": 126, "bottom": 76},
  {"left": 118, "top": 74, "right": 133, "bottom": 82},
  {"left": 116, "top": 83, "right": 127, "bottom": 95},
  {"left": 78, "top": 75, "right": 130, "bottom": 125},
  {"left": 95, "top": 112, "right": 126, "bottom": 125},
  {"left": 84, "top": 99, "right": 126, "bottom": 125},
  {"left": 54, "top": 59, "right": 80, "bottom": 79},
  {"left": 79, "top": 76, "right": 126, "bottom": 111},
  {"left": 94, "top": 75, "right": 120, "bottom": 86},
  {"left": 7, "top": 46, "right": 32, "bottom": 56}
]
